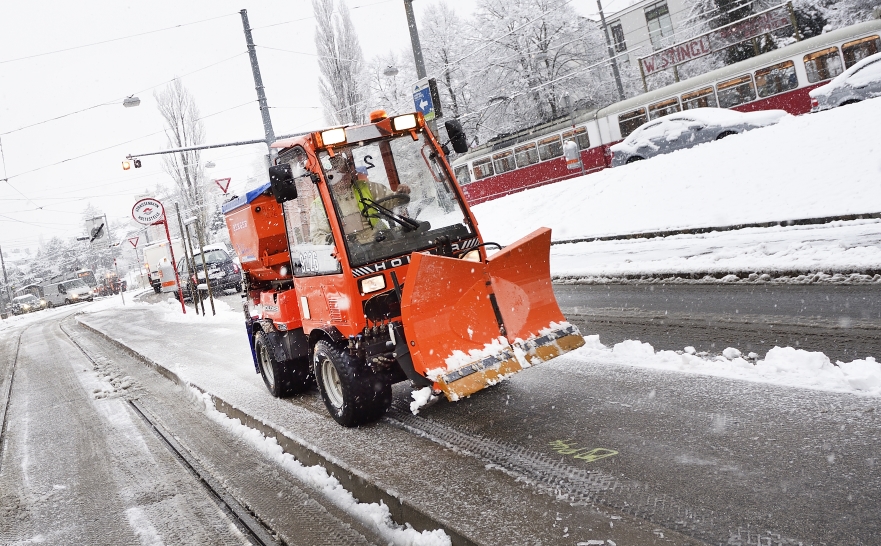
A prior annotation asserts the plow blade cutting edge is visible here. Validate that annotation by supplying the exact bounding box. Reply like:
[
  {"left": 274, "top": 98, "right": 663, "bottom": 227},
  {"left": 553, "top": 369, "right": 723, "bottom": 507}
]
[{"left": 400, "top": 228, "right": 585, "bottom": 400}]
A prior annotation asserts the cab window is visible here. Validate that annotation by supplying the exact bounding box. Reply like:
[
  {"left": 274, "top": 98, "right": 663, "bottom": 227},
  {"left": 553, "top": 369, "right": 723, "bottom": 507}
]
[
  {"left": 804, "top": 47, "right": 843, "bottom": 83},
  {"left": 754, "top": 61, "right": 798, "bottom": 98},
  {"left": 717, "top": 75, "right": 755, "bottom": 108}
]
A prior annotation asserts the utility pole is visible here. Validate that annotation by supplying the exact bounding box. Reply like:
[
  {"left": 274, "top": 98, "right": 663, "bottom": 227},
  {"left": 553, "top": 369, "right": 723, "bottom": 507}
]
[
  {"left": 402, "top": 0, "right": 438, "bottom": 136},
  {"left": 597, "top": 0, "right": 626, "bottom": 102},
  {"left": 0, "top": 245, "right": 9, "bottom": 317},
  {"left": 240, "top": 9, "right": 276, "bottom": 164}
]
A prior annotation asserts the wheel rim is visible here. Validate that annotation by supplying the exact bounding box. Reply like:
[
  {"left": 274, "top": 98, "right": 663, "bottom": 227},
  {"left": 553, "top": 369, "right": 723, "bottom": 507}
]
[
  {"left": 320, "top": 357, "right": 344, "bottom": 409},
  {"left": 259, "top": 343, "right": 275, "bottom": 387}
]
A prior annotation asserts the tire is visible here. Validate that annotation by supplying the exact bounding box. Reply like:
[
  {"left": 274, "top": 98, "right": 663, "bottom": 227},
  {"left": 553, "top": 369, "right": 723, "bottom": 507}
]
[
  {"left": 626, "top": 156, "right": 644, "bottom": 164},
  {"left": 46, "top": 302, "right": 53, "bottom": 309},
  {"left": 840, "top": 99, "right": 861, "bottom": 107},
  {"left": 64, "top": 299, "right": 71, "bottom": 305},
  {"left": 235, "top": 283, "right": 243, "bottom": 293},
  {"left": 716, "top": 131, "right": 737, "bottom": 140},
  {"left": 313, "top": 340, "right": 392, "bottom": 427},
  {"left": 254, "top": 331, "right": 313, "bottom": 398}
]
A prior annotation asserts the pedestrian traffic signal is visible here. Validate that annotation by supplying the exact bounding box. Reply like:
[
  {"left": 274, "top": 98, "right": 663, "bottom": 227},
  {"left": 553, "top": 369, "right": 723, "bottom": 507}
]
[{"left": 134, "top": 159, "right": 142, "bottom": 168}]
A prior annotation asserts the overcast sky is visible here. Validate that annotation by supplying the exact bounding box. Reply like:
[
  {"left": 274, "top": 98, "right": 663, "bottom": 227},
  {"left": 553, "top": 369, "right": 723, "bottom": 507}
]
[{"left": 0, "top": 0, "right": 602, "bottom": 255}]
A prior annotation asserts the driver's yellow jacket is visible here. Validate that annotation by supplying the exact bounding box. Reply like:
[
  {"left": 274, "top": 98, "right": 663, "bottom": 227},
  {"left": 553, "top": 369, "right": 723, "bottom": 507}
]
[{"left": 309, "top": 180, "right": 393, "bottom": 245}]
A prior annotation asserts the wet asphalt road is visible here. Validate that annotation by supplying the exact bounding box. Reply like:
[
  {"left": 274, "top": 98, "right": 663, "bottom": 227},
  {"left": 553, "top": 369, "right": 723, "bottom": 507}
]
[{"left": 554, "top": 283, "right": 881, "bottom": 361}]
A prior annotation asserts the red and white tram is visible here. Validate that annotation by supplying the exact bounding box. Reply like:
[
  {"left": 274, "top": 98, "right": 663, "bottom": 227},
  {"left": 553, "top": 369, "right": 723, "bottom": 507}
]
[{"left": 452, "top": 19, "right": 881, "bottom": 205}]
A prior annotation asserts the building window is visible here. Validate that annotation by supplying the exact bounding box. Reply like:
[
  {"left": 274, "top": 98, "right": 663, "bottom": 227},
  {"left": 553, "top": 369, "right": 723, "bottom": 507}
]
[
  {"left": 611, "top": 23, "right": 626, "bottom": 52},
  {"left": 645, "top": 2, "right": 673, "bottom": 49}
]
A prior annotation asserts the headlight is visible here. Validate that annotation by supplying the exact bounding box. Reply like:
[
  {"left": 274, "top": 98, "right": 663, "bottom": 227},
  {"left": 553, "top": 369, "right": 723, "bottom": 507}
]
[
  {"left": 320, "top": 128, "right": 346, "bottom": 146},
  {"left": 461, "top": 249, "right": 482, "bottom": 262},
  {"left": 359, "top": 274, "right": 386, "bottom": 294},
  {"left": 392, "top": 114, "right": 417, "bottom": 131}
]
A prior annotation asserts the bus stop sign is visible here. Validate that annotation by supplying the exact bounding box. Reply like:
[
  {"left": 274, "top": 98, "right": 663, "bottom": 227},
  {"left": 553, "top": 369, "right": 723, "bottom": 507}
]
[{"left": 413, "top": 78, "right": 442, "bottom": 122}]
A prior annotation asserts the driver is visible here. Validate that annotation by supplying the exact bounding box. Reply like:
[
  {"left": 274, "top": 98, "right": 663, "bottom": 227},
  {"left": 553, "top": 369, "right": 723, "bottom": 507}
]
[{"left": 310, "top": 155, "right": 410, "bottom": 245}]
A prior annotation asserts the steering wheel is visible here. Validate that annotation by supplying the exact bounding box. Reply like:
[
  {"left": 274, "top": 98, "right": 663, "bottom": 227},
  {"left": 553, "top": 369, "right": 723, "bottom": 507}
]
[{"left": 374, "top": 192, "right": 411, "bottom": 208}]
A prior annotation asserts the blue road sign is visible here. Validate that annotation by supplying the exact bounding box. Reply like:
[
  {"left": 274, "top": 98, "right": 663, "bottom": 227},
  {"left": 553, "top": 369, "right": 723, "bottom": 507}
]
[{"left": 412, "top": 79, "right": 435, "bottom": 121}]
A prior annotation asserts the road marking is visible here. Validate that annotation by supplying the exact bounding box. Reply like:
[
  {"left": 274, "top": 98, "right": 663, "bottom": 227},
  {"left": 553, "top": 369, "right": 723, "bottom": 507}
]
[{"left": 549, "top": 440, "right": 618, "bottom": 462}]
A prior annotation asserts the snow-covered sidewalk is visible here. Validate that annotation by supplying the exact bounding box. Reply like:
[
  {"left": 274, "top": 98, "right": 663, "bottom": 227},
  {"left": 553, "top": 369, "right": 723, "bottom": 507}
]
[{"left": 472, "top": 98, "right": 881, "bottom": 278}]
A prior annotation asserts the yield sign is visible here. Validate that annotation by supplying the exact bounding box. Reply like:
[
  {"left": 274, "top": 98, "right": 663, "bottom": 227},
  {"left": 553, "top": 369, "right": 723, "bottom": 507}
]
[
  {"left": 128, "top": 237, "right": 139, "bottom": 248},
  {"left": 215, "top": 178, "right": 231, "bottom": 193}
]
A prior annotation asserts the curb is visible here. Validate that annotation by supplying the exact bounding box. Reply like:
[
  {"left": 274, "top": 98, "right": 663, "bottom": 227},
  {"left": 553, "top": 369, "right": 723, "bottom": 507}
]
[
  {"left": 550, "top": 212, "right": 881, "bottom": 246},
  {"left": 75, "top": 316, "right": 476, "bottom": 546}
]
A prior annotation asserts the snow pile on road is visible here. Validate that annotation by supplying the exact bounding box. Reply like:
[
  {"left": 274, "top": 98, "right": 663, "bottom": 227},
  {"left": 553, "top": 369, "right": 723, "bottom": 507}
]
[
  {"left": 193, "top": 389, "right": 452, "bottom": 546},
  {"left": 571, "top": 335, "right": 881, "bottom": 396},
  {"left": 474, "top": 99, "right": 881, "bottom": 243}
]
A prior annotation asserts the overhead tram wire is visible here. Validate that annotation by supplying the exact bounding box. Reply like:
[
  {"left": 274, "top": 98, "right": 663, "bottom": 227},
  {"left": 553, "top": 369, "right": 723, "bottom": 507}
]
[
  {"left": 0, "top": 52, "right": 248, "bottom": 138},
  {"left": 0, "top": 12, "right": 239, "bottom": 66}
]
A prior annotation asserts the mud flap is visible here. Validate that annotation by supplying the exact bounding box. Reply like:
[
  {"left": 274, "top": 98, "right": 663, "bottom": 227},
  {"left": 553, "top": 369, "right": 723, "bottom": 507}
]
[{"left": 400, "top": 228, "right": 584, "bottom": 400}]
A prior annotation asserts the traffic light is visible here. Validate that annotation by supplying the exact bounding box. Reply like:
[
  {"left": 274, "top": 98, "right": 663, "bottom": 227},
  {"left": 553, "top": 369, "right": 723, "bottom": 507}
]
[
  {"left": 134, "top": 159, "right": 142, "bottom": 168},
  {"left": 122, "top": 160, "right": 131, "bottom": 170}
]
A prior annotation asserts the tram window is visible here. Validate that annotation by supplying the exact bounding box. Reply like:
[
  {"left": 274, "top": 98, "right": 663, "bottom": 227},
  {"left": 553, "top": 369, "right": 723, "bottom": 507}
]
[
  {"left": 842, "top": 35, "right": 881, "bottom": 68},
  {"left": 618, "top": 108, "right": 648, "bottom": 138},
  {"left": 537, "top": 135, "right": 563, "bottom": 161},
  {"left": 804, "top": 47, "right": 843, "bottom": 83},
  {"left": 472, "top": 157, "right": 494, "bottom": 180},
  {"left": 681, "top": 87, "right": 718, "bottom": 110},
  {"left": 454, "top": 165, "right": 472, "bottom": 185},
  {"left": 755, "top": 61, "right": 798, "bottom": 98},
  {"left": 561, "top": 126, "right": 590, "bottom": 149},
  {"left": 514, "top": 142, "right": 539, "bottom": 168},
  {"left": 648, "top": 97, "right": 680, "bottom": 119},
  {"left": 717, "top": 75, "right": 756, "bottom": 108},
  {"left": 492, "top": 150, "right": 515, "bottom": 175}
]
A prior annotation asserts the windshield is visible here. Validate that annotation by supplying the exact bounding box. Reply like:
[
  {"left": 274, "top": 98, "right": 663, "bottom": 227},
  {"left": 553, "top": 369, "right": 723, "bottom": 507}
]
[
  {"left": 63, "top": 280, "right": 88, "bottom": 290},
  {"left": 77, "top": 271, "right": 97, "bottom": 287},
  {"left": 318, "top": 130, "right": 474, "bottom": 267},
  {"left": 14, "top": 295, "right": 37, "bottom": 303},
  {"left": 192, "top": 249, "right": 229, "bottom": 265}
]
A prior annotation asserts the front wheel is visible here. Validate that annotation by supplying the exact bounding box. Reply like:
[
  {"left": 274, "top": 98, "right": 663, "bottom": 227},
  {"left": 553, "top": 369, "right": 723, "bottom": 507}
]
[
  {"left": 313, "top": 340, "right": 392, "bottom": 427},
  {"left": 626, "top": 156, "right": 644, "bottom": 164},
  {"left": 716, "top": 131, "right": 737, "bottom": 140},
  {"left": 254, "top": 331, "right": 313, "bottom": 397}
]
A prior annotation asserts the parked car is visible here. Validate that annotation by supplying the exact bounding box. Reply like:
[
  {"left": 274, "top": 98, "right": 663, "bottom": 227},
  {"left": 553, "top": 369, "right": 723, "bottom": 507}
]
[
  {"left": 810, "top": 51, "right": 881, "bottom": 112},
  {"left": 11, "top": 294, "right": 47, "bottom": 315},
  {"left": 609, "top": 108, "right": 788, "bottom": 166},
  {"left": 175, "top": 244, "right": 243, "bottom": 299}
]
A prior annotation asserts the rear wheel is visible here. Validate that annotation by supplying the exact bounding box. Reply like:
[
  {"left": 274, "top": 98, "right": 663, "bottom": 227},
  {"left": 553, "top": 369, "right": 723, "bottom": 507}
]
[
  {"left": 254, "top": 331, "right": 313, "bottom": 397},
  {"left": 716, "top": 131, "right": 737, "bottom": 140},
  {"left": 313, "top": 340, "right": 392, "bottom": 427},
  {"left": 626, "top": 156, "right": 644, "bottom": 164},
  {"left": 64, "top": 299, "right": 71, "bottom": 305},
  {"left": 840, "top": 99, "right": 861, "bottom": 107}
]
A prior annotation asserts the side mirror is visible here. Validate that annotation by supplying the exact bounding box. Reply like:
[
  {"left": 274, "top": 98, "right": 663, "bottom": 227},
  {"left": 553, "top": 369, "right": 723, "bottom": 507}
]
[
  {"left": 268, "top": 164, "right": 298, "bottom": 203},
  {"left": 444, "top": 119, "right": 469, "bottom": 154}
]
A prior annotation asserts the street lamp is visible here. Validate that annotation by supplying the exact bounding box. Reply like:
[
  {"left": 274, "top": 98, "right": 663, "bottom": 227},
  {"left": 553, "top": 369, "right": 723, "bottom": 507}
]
[
  {"left": 204, "top": 161, "right": 216, "bottom": 169},
  {"left": 383, "top": 66, "right": 399, "bottom": 77},
  {"left": 122, "top": 95, "right": 141, "bottom": 108}
]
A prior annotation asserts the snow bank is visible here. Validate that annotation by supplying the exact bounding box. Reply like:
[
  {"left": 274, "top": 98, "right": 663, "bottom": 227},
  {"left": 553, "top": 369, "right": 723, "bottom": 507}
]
[
  {"left": 193, "top": 389, "right": 451, "bottom": 546},
  {"left": 573, "top": 335, "right": 881, "bottom": 397},
  {"left": 473, "top": 99, "right": 881, "bottom": 244}
]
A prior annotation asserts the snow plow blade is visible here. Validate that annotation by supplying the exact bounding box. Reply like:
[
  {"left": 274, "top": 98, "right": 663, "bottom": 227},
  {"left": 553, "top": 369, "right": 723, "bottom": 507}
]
[{"left": 400, "top": 228, "right": 584, "bottom": 401}]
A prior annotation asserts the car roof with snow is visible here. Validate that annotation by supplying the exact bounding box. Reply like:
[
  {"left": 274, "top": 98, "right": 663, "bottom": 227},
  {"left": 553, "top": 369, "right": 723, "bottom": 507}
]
[
  {"left": 810, "top": 51, "right": 881, "bottom": 97},
  {"left": 193, "top": 244, "right": 230, "bottom": 255}
]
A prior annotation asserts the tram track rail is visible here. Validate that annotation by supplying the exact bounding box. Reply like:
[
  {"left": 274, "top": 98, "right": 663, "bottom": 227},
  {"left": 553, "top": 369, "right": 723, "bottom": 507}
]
[
  {"left": 58, "top": 318, "right": 281, "bottom": 546},
  {"left": 0, "top": 327, "right": 25, "bottom": 475}
]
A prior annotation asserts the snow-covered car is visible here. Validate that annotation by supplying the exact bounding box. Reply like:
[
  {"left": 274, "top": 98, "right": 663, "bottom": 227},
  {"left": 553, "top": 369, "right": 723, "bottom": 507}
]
[
  {"left": 175, "top": 244, "right": 243, "bottom": 299},
  {"left": 809, "top": 51, "right": 881, "bottom": 112},
  {"left": 609, "top": 108, "right": 788, "bottom": 166},
  {"left": 11, "top": 294, "right": 47, "bottom": 315}
]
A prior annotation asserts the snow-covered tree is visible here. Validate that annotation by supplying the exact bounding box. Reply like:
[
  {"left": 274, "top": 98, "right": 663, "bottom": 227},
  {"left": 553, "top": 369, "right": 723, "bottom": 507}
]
[
  {"left": 365, "top": 51, "right": 416, "bottom": 115},
  {"left": 313, "top": 0, "right": 366, "bottom": 125},
  {"left": 154, "top": 79, "right": 209, "bottom": 239}
]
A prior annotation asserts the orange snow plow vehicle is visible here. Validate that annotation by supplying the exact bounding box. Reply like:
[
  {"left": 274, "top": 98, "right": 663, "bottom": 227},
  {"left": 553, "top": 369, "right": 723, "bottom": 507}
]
[{"left": 223, "top": 111, "right": 584, "bottom": 426}]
